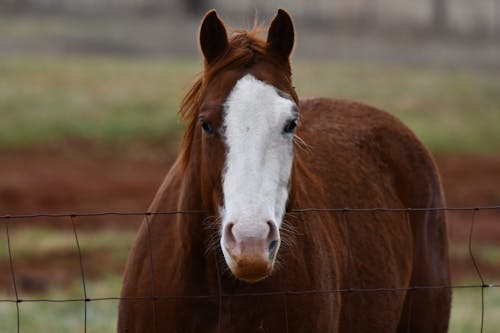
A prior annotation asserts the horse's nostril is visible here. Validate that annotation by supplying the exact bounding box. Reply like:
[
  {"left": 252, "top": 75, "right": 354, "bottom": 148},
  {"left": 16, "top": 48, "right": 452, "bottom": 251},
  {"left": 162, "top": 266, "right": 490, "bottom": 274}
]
[
  {"left": 268, "top": 240, "right": 279, "bottom": 260},
  {"left": 223, "top": 222, "right": 237, "bottom": 251}
]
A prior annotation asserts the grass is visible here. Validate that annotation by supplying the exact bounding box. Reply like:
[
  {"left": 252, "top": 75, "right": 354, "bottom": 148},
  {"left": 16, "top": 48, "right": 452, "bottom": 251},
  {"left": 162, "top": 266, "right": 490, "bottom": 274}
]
[
  {"left": 0, "top": 56, "right": 499, "bottom": 153},
  {"left": 0, "top": 56, "right": 197, "bottom": 149},
  {"left": 0, "top": 276, "right": 499, "bottom": 332},
  {"left": 450, "top": 242, "right": 500, "bottom": 268},
  {"left": 0, "top": 226, "right": 137, "bottom": 264},
  {"left": 1, "top": 224, "right": 499, "bottom": 332},
  {"left": 0, "top": 278, "right": 122, "bottom": 333},
  {"left": 0, "top": 226, "right": 134, "bottom": 332},
  {"left": 449, "top": 287, "right": 500, "bottom": 333}
]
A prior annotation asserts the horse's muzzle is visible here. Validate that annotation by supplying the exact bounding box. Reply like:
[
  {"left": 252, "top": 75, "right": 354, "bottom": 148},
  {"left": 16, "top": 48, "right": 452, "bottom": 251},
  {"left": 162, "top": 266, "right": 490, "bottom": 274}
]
[{"left": 222, "top": 220, "right": 280, "bottom": 283}]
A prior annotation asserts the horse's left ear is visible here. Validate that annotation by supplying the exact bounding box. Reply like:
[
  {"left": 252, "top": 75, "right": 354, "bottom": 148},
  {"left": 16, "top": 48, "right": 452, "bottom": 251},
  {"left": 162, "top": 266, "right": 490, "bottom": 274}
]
[{"left": 267, "top": 9, "right": 295, "bottom": 60}]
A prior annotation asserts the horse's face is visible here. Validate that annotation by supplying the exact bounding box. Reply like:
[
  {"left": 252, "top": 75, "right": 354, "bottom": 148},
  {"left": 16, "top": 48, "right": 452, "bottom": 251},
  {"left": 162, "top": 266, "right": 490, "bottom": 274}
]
[
  {"left": 198, "top": 10, "right": 296, "bottom": 282},
  {"left": 219, "top": 73, "right": 297, "bottom": 282}
]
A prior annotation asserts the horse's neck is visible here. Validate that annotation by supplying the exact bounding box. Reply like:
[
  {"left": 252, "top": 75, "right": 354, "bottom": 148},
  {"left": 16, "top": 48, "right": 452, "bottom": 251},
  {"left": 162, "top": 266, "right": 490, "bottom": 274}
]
[{"left": 149, "top": 155, "right": 219, "bottom": 287}]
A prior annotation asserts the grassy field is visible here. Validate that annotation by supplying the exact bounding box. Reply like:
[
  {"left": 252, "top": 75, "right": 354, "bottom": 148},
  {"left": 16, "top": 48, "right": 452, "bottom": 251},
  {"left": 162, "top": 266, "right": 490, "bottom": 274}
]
[
  {"left": 1, "top": 56, "right": 499, "bottom": 153},
  {"left": 0, "top": 56, "right": 499, "bottom": 331}
]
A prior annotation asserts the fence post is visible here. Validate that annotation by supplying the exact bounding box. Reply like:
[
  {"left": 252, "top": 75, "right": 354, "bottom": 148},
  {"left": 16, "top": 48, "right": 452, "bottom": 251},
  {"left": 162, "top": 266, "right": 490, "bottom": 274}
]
[
  {"left": 431, "top": 0, "right": 449, "bottom": 33},
  {"left": 360, "top": 0, "right": 378, "bottom": 29},
  {"left": 495, "top": 0, "right": 500, "bottom": 38}
]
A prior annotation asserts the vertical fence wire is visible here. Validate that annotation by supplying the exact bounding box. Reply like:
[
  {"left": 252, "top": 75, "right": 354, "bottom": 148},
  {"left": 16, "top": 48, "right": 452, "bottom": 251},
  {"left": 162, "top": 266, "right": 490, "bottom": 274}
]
[
  {"left": 71, "top": 215, "right": 88, "bottom": 333},
  {"left": 5, "top": 219, "right": 20, "bottom": 333},
  {"left": 214, "top": 251, "right": 223, "bottom": 333},
  {"left": 342, "top": 209, "right": 353, "bottom": 333},
  {"left": 144, "top": 213, "right": 158, "bottom": 333},
  {"left": 282, "top": 243, "right": 290, "bottom": 333},
  {"left": 404, "top": 210, "right": 413, "bottom": 333},
  {"left": 468, "top": 208, "right": 485, "bottom": 333}
]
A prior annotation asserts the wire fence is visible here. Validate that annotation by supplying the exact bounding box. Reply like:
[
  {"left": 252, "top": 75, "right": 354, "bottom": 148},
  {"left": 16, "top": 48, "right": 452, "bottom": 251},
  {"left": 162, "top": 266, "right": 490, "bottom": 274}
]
[{"left": 1, "top": 205, "right": 499, "bottom": 332}]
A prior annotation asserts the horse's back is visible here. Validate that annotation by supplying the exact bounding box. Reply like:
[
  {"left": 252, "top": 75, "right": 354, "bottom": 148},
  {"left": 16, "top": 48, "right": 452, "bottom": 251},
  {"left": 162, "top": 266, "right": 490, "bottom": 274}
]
[{"left": 297, "top": 97, "right": 451, "bottom": 332}]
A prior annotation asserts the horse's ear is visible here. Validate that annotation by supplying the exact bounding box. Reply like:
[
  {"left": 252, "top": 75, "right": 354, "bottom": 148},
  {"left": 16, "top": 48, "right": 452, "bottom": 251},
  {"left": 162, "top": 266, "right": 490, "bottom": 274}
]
[
  {"left": 267, "top": 9, "right": 295, "bottom": 60},
  {"left": 199, "top": 10, "right": 229, "bottom": 64}
]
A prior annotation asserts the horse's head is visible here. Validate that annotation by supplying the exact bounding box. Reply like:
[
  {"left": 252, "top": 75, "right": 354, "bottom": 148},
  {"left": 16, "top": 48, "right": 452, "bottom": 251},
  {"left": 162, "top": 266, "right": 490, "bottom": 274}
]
[{"left": 182, "top": 9, "right": 297, "bottom": 283}]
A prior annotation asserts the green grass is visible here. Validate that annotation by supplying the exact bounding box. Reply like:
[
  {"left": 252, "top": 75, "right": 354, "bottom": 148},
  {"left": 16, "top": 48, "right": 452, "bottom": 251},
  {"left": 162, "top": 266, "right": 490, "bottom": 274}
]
[
  {"left": 0, "top": 226, "right": 133, "bottom": 332},
  {"left": 0, "top": 56, "right": 198, "bottom": 149},
  {"left": 0, "top": 56, "right": 499, "bottom": 153},
  {"left": 0, "top": 276, "right": 498, "bottom": 332},
  {"left": 0, "top": 226, "right": 137, "bottom": 264},
  {"left": 449, "top": 287, "right": 500, "bottom": 333},
  {"left": 0, "top": 277, "right": 122, "bottom": 333},
  {"left": 450, "top": 242, "right": 500, "bottom": 267}
]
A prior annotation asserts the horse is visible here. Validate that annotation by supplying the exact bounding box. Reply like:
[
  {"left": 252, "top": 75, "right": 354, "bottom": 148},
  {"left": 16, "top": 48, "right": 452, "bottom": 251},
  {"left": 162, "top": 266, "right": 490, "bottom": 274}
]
[{"left": 118, "top": 9, "right": 451, "bottom": 332}]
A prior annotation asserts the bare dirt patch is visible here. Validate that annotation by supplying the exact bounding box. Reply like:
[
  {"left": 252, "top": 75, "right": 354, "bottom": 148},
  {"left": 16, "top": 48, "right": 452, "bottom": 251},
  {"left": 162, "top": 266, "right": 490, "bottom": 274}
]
[
  {"left": 0, "top": 146, "right": 175, "bottom": 215},
  {"left": 436, "top": 153, "right": 500, "bottom": 207}
]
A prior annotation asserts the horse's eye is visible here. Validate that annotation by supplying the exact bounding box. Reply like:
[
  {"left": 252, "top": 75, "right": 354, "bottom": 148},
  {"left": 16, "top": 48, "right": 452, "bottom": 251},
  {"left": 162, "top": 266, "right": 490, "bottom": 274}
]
[
  {"left": 283, "top": 118, "right": 297, "bottom": 134},
  {"left": 201, "top": 119, "right": 213, "bottom": 134}
]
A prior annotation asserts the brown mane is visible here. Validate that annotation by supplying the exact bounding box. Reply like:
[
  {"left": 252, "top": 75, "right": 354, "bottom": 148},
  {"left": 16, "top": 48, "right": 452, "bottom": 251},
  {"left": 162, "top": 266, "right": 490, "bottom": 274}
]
[{"left": 178, "top": 28, "right": 297, "bottom": 170}]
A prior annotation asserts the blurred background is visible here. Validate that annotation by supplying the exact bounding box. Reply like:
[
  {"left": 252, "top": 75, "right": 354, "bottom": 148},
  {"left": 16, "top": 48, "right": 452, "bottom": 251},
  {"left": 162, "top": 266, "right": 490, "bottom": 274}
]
[{"left": 0, "top": 1, "right": 499, "bottom": 332}]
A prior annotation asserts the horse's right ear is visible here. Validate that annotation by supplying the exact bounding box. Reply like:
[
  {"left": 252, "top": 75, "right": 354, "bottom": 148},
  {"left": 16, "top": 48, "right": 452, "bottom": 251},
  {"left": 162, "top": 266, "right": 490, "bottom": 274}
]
[
  {"left": 199, "top": 10, "right": 228, "bottom": 64},
  {"left": 267, "top": 9, "right": 295, "bottom": 60}
]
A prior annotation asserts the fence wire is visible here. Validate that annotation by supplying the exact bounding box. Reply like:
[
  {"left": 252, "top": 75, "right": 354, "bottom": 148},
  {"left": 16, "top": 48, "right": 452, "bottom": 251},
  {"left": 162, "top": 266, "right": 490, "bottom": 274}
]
[{"left": 1, "top": 205, "right": 499, "bottom": 333}]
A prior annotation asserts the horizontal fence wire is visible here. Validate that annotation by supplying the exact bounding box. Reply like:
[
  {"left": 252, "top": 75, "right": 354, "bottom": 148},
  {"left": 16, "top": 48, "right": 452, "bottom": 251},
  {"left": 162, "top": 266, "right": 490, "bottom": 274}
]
[
  {"left": 1, "top": 205, "right": 500, "bottom": 219},
  {"left": 1, "top": 205, "right": 499, "bottom": 333}
]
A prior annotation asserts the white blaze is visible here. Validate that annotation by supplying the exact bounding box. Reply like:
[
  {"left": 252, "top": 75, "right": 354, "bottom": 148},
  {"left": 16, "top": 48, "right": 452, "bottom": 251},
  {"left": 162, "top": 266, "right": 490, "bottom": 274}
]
[{"left": 220, "top": 74, "right": 296, "bottom": 235}]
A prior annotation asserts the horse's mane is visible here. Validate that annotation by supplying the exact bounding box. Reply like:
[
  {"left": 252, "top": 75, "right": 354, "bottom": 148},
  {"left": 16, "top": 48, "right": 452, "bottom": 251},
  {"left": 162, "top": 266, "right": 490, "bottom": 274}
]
[{"left": 177, "top": 27, "right": 295, "bottom": 171}]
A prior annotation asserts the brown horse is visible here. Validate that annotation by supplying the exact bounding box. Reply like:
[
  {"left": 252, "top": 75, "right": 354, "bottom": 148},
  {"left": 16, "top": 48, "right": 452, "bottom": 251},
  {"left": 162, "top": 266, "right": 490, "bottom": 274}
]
[{"left": 118, "top": 9, "right": 451, "bottom": 332}]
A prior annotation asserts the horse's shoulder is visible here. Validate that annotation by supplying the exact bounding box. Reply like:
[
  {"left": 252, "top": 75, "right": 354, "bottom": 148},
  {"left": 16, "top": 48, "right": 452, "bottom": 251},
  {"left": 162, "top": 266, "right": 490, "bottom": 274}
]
[{"left": 298, "top": 97, "right": 443, "bottom": 207}]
